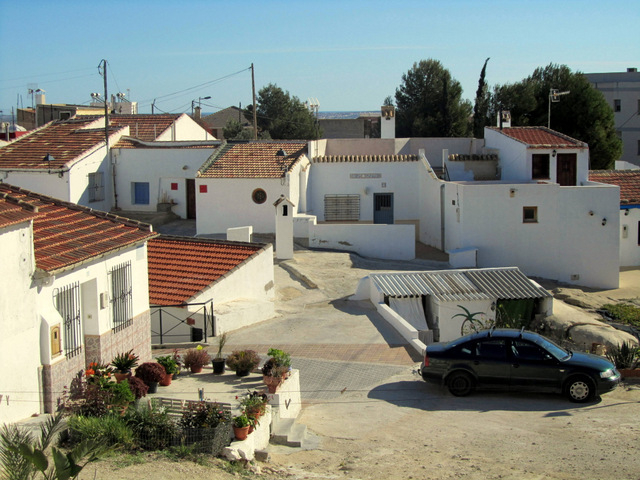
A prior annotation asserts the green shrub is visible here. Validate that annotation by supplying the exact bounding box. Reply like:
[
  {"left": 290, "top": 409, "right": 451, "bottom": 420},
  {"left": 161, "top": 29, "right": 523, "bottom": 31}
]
[
  {"left": 601, "top": 303, "right": 640, "bottom": 328},
  {"left": 67, "top": 414, "right": 134, "bottom": 448},
  {"left": 125, "top": 405, "right": 177, "bottom": 450},
  {"left": 606, "top": 342, "right": 640, "bottom": 369}
]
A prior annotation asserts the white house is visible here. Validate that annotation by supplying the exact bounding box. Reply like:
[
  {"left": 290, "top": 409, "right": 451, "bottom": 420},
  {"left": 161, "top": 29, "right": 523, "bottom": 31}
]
[
  {"left": 147, "top": 235, "right": 275, "bottom": 344},
  {"left": 196, "top": 141, "right": 310, "bottom": 234},
  {"left": 111, "top": 138, "right": 219, "bottom": 219},
  {"left": 0, "top": 114, "right": 214, "bottom": 214},
  {"left": 589, "top": 170, "right": 640, "bottom": 267},
  {"left": 353, "top": 267, "right": 553, "bottom": 351},
  {"left": 425, "top": 127, "right": 620, "bottom": 288},
  {"left": 0, "top": 184, "right": 157, "bottom": 423}
]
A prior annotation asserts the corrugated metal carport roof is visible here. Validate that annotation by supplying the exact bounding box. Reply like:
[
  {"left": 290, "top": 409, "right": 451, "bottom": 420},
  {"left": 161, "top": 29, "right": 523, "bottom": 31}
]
[{"left": 370, "top": 267, "right": 551, "bottom": 302}]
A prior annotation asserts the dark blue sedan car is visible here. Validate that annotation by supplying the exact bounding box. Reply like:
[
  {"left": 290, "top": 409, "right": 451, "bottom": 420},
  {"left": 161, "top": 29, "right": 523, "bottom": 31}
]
[{"left": 420, "top": 328, "right": 620, "bottom": 402}]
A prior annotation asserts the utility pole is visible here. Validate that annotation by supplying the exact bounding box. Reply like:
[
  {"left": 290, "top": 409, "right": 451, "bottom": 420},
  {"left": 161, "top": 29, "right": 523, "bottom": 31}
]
[
  {"left": 99, "top": 59, "right": 118, "bottom": 210},
  {"left": 251, "top": 63, "right": 257, "bottom": 140}
]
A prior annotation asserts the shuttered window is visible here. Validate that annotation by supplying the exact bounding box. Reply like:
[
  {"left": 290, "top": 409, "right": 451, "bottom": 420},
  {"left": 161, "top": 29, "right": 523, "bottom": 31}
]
[{"left": 324, "top": 194, "right": 360, "bottom": 221}]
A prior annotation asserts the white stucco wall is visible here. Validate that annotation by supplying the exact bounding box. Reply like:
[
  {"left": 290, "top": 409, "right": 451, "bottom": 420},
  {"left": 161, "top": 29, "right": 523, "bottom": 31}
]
[
  {"left": 36, "top": 244, "right": 151, "bottom": 365},
  {"left": 0, "top": 221, "right": 41, "bottom": 423},
  {"left": 308, "top": 160, "right": 422, "bottom": 223},
  {"left": 433, "top": 299, "right": 494, "bottom": 343},
  {"left": 620, "top": 208, "right": 640, "bottom": 266},
  {"left": 155, "top": 114, "right": 215, "bottom": 141},
  {"left": 196, "top": 178, "right": 294, "bottom": 234},
  {"left": 309, "top": 223, "right": 415, "bottom": 260},
  {"left": 113, "top": 147, "right": 215, "bottom": 216},
  {"left": 440, "top": 180, "right": 620, "bottom": 288}
]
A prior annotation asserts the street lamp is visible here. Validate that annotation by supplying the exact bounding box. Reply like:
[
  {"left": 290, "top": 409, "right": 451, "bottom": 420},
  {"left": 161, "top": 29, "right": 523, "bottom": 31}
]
[
  {"left": 191, "top": 96, "right": 211, "bottom": 115},
  {"left": 548, "top": 88, "right": 570, "bottom": 129}
]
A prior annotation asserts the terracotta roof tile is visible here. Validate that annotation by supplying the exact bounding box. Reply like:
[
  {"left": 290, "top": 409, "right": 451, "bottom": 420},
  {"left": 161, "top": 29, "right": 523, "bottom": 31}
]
[
  {"left": 312, "top": 154, "right": 418, "bottom": 163},
  {"left": 103, "top": 114, "right": 181, "bottom": 141},
  {"left": 589, "top": 170, "right": 640, "bottom": 205},
  {"left": 199, "top": 141, "right": 307, "bottom": 178},
  {"left": 0, "top": 191, "right": 39, "bottom": 228},
  {"left": 0, "top": 117, "right": 122, "bottom": 170},
  {"left": 488, "top": 126, "right": 587, "bottom": 149},
  {"left": 147, "top": 236, "right": 266, "bottom": 305},
  {"left": 0, "top": 184, "right": 157, "bottom": 273}
]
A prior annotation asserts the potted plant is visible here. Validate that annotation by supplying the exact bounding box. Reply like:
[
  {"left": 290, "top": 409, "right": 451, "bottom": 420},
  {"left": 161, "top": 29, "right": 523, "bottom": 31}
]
[
  {"left": 212, "top": 333, "right": 228, "bottom": 375},
  {"left": 110, "top": 350, "right": 139, "bottom": 383},
  {"left": 606, "top": 342, "right": 640, "bottom": 378},
  {"left": 126, "top": 376, "right": 149, "bottom": 400},
  {"left": 232, "top": 413, "right": 251, "bottom": 441},
  {"left": 156, "top": 355, "right": 179, "bottom": 386},
  {"left": 183, "top": 345, "right": 211, "bottom": 373},
  {"left": 134, "top": 362, "right": 166, "bottom": 394},
  {"left": 239, "top": 390, "right": 268, "bottom": 428},
  {"left": 226, "top": 350, "right": 260, "bottom": 377},
  {"left": 262, "top": 347, "right": 292, "bottom": 392}
]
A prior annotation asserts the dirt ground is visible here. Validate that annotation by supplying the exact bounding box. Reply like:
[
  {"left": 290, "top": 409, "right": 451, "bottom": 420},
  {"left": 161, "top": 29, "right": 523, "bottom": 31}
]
[{"left": 85, "top": 254, "right": 640, "bottom": 480}]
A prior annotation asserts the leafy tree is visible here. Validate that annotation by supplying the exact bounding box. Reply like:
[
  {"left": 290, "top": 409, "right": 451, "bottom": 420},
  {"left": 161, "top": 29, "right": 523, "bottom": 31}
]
[
  {"left": 394, "top": 59, "right": 472, "bottom": 137},
  {"left": 473, "top": 58, "right": 490, "bottom": 138},
  {"left": 246, "top": 84, "right": 320, "bottom": 140},
  {"left": 383, "top": 95, "right": 394, "bottom": 107},
  {"left": 222, "top": 119, "right": 256, "bottom": 140},
  {"left": 491, "top": 64, "right": 621, "bottom": 169}
]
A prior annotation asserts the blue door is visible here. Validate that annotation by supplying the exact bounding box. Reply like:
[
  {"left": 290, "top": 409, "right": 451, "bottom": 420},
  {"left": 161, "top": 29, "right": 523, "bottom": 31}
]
[
  {"left": 374, "top": 193, "right": 394, "bottom": 224},
  {"left": 133, "top": 182, "right": 150, "bottom": 205}
]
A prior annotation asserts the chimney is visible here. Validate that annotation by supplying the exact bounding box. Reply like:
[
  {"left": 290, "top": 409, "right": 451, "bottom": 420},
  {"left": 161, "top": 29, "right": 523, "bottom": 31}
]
[
  {"left": 380, "top": 105, "right": 395, "bottom": 139},
  {"left": 628, "top": 67, "right": 638, "bottom": 73},
  {"left": 194, "top": 106, "right": 201, "bottom": 120}
]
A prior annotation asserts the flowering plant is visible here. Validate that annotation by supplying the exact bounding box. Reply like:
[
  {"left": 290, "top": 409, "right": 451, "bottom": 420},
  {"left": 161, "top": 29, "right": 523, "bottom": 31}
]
[
  {"left": 85, "top": 362, "right": 113, "bottom": 386},
  {"left": 111, "top": 349, "right": 139, "bottom": 373},
  {"left": 238, "top": 390, "right": 268, "bottom": 421},
  {"left": 183, "top": 345, "right": 211, "bottom": 369},
  {"left": 226, "top": 350, "right": 260, "bottom": 374},
  {"left": 178, "top": 402, "right": 231, "bottom": 430},
  {"left": 135, "top": 362, "right": 166, "bottom": 384}
]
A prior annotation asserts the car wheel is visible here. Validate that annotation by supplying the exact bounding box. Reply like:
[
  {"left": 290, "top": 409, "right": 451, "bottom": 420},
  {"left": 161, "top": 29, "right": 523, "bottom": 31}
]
[
  {"left": 447, "top": 371, "right": 474, "bottom": 397},
  {"left": 565, "top": 376, "right": 595, "bottom": 403}
]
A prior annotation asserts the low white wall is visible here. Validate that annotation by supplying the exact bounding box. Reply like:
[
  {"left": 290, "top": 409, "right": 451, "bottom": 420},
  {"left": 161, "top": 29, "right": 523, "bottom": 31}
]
[
  {"left": 375, "top": 303, "right": 426, "bottom": 356},
  {"left": 269, "top": 369, "right": 302, "bottom": 420},
  {"left": 227, "top": 226, "right": 252, "bottom": 242},
  {"left": 224, "top": 405, "right": 272, "bottom": 461},
  {"left": 309, "top": 223, "right": 415, "bottom": 260},
  {"left": 620, "top": 208, "right": 640, "bottom": 267}
]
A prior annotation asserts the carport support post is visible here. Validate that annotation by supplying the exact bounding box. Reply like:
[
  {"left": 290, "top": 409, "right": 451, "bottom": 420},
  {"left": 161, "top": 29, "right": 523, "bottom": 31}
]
[{"left": 159, "top": 309, "right": 163, "bottom": 345}]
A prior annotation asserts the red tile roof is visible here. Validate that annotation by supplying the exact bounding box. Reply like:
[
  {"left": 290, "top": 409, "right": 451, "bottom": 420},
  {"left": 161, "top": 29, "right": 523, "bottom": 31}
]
[
  {"left": 589, "top": 170, "right": 640, "bottom": 205},
  {"left": 104, "top": 114, "right": 182, "bottom": 142},
  {"left": 0, "top": 184, "right": 157, "bottom": 273},
  {"left": 0, "top": 191, "right": 38, "bottom": 228},
  {"left": 147, "top": 236, "right": 266, "bottom": 305},
  {"left": 113, "top": 137, "right": 220, "bottom": 149},
  {"left": 0, "top": 117, "right": 122, "bottom": 170},
  {"left": 488, "top": 127, "right": 587, "bottom": 149},
  {"left": 199, "top": 142, "right": 307, "bottom": 178}
]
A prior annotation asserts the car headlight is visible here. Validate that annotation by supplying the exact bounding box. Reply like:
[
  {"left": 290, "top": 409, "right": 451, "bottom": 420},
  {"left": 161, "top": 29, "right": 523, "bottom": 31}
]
[{"left": 600, "top": 369, "right": 616, "bottom": 379}]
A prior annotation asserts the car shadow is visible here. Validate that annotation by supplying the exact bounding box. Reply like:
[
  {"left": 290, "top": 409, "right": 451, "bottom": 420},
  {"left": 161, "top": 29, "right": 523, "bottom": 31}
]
[{"left": 367, "top": 380, "right": 603, "bottom": 413}]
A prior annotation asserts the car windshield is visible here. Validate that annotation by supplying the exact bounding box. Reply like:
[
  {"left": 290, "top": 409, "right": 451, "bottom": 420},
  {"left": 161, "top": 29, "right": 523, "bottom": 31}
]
[{"left": 529, "top": 335, "right": 571, "bottom": 361}]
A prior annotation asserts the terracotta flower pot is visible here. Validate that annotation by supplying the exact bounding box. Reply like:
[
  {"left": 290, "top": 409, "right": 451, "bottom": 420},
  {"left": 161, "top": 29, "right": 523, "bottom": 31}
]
[
  {"left": 264, "top": 375, "right": 283, "bottom": 393},
  {"left": 114, "top": 371, "right": 131, "bottom": 383},
  {"left": 159, "top": 372, "right": 172, "bottom": 386},
  {"left": 233, "top": 425, "right": 250, "bottom": 441},
  {"left": 190, "top": 365, "right": 203, "bottom": 373}
]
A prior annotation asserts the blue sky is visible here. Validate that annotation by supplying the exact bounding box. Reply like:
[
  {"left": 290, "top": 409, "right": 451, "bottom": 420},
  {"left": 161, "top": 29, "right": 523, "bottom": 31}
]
[{"left": 1, "top": 0, "right": 638, "bottom": 116}]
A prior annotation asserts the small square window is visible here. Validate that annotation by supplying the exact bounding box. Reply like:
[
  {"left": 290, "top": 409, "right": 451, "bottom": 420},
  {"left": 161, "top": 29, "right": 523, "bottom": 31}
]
[
  {"left": 171, "top": 182, "right": 178, "bottom": 191},
  {"left": 199, "top": 185, "right": 207, "bottom": 193},
  {"left": 523, "top": 206, "right": 538, "bottom": 223}
]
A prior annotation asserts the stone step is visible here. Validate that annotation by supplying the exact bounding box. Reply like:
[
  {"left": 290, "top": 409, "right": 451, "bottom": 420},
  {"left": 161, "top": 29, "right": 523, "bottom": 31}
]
[{"left": 270, "top": 417, "right": 308, "bottom": 448}]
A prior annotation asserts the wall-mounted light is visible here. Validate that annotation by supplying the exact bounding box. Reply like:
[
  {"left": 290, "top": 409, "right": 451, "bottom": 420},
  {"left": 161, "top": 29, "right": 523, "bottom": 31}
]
[
  {"left": 589, "top": 210, "right": 594, "bottom": 216},
  {"left": 624, "top": 209, "right": 630, "bottom": 216},
  {"left": 602, "top": 218, "right": 607, "bottom": 226},
  {"left": 552, "top": 149, "right": 557, "bottom": 157},
  {"left": 182, "top": 165, "right": 189, "bottom": 170}
]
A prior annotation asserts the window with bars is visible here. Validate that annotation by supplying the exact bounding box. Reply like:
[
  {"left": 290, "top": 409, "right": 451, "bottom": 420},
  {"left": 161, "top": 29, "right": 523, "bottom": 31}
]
[
  {"left": 110, "top": 261, "right": 133, "bottom": 332},
  {"left": 324, "top": 194, "right": 360, "bottom": 221},
  {"left": 54, "top": 282, "right": 83, "bottom": 358},
  {"left": 88, "top": 172, "right": 105, "bottom": 202}
]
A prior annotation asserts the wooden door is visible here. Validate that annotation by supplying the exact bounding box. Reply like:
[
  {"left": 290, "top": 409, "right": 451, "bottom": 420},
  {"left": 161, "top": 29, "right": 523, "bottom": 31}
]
[
  {"left": 556, "top": 153, "right": 577, "bottom": 186},
  {"left": 186, "top": 179, "right": 196, "bottom": 219}
]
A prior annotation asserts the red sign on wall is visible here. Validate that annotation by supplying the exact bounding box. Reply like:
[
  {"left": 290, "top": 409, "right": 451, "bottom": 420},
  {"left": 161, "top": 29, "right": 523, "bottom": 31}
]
[
  {"left": 171, "top": 183, "right": 178, "bottom": 190},
  {"left": 199, "top": 185, "right": 207, "bottom": 193}
]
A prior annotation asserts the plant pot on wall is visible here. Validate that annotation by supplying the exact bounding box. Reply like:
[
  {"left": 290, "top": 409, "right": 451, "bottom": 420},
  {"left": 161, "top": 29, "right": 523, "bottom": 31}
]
[
  {"left": 233, "top": 425, "right": 250, "bottom": 441},
  {"left": 159, "top": 372, "right": 172, "bottom": 386}
]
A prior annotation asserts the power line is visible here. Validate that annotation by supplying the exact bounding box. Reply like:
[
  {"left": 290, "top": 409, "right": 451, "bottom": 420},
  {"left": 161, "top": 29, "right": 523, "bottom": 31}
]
[{"left": 0, "top": 67, "right": 96, "bottom": 84}]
